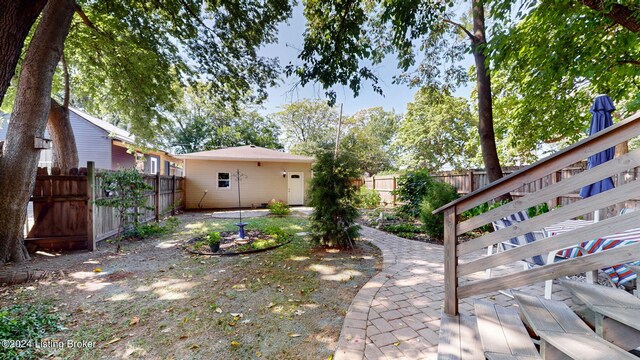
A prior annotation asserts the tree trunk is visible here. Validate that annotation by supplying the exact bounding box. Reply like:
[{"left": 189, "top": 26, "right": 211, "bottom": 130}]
[
  {"left": 0, "top": 0, "right": 76, "bottom": 264},
  {"left": 0, "top": 0, "right": 48, "bottom": 105},
  {"left": 472, "top": 0, "right": 508, "bottom": 199},
  {"left": 47, "top": 100, "right": 78, "bottom": 172}
]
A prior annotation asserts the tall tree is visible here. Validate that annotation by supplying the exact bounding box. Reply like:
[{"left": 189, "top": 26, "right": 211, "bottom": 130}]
[
  {"left": 340, "top": 107, "right": 400, "bottom": 175},
  {"left": 0, "top": 0, "right": 76, "bottom": 262},
  {"left": 289, "top": 0, "right": 506, "bottom": 183},
  {"left": 271, "top": 99, "right": 339, "bottom": 155},
  {"left": 0, "top": 0, "right": 293, "bottom": 263},
  {"left": 395, "top": 87, "right": 475, "bottom": 171}
]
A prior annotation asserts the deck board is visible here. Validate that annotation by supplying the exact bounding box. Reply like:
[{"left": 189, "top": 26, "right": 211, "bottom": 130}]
[
  {"left": 513, "top": 291, "right": 637, "bottom": 360},
  {"left": 475, "top": 299, "right": 541, "bottom": 360}
]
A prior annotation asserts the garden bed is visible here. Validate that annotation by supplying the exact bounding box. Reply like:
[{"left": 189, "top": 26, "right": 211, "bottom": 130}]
[{"left": 184, "top": 230, "right": 291, "bottom": 256}]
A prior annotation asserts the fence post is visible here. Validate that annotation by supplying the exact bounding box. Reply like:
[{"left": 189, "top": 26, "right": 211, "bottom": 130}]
[
  {"left": 443, "top": 206, "right": 458, "bottom": 316},
  {"left": 155, "top": 172, "right": 160, "bottom": 222},
  {"left": 468, "top": 170, "right": 474, "bottom": 193},
  {"left": 372, "top": 175, "right": 376, "bottom": 190},
  {"left": 171, "top": 175, "right": 176, "bottom": 216},
  {"left": 392, "top": 176, "right": 397, "bottom": 206},
  {"left": 86, "top": 161, "right": 96, "bottom": 251},
  {"left": 551, "top": 171, "right": 562, "bottom": 208}
]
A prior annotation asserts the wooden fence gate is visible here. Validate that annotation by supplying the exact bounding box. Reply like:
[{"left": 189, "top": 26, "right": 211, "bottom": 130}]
[
  {"left": 26, "top": 167, "right": 89, "bottom": 251},
  {"left": 25, "top": 162, "right": 185, "bottom": 252}
]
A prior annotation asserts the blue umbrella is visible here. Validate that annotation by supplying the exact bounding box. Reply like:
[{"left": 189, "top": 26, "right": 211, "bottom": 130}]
[{"left": 579, "top": 95, "right": 615, "bottom": 217}]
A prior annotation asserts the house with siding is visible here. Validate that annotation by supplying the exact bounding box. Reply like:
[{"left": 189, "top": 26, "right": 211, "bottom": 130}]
[{"left": 0, "top": 108, "right": 182, "bottom": 174}]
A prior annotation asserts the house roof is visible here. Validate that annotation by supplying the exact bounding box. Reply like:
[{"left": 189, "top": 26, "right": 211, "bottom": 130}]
[
  {"left": 177, "top": 145, "right": 314, "bottom": 163},
  {"left": 69, "top": 107, "right": 135, "bottom": 144}
]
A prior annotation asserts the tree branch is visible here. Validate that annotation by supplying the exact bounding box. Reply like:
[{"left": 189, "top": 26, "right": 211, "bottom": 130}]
[
  {"left": 331, "top": 0, "right": 356, "bottom": 62},
  {"left": 443, "top": 19, "right": 476, "bottom": 42},
  {"left": 578, "top": 0, "right": 640, "bottom": 33},
  {"left": 61, "top": 52, "right": 70, "bottom": 109},
  {"left": 74, "top": 3, "right": 101, "bottom": 33},
  {"left": 178, "top": 0, "right": 212, "bottom": 31},
  {"left": 618, "top": 59, "right": 640, "bottom": 66}
]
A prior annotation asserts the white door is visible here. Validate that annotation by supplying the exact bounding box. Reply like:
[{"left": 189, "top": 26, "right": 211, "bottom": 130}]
[{"left": 288, "top": 172, "right": 304, "bottom": 205}]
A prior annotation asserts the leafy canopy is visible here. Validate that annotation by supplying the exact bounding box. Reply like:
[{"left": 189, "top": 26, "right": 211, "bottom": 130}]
[
  {"left": 271, "top": 99, "right": 339, "bottom": 155},
  {"left": 340, "top": 107, "right": 401, "bottom": 175},
  {"left": 395, "top": 87, "right": 475, "bottom": 171},
  {"left": 288, "top": 0, "right": 467, "bottom": 104},
  {"left": 487, "top": 0, "right": 640, "bottom": 155},
  {"left": 161, "top": 85, "right": 281, "bottom": 154},
  {"left": 4, "top": 0, "right": 293, "bottom": 144}
]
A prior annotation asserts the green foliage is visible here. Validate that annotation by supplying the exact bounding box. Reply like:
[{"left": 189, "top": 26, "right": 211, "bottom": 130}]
[
  {"left": 0, "top": 303, "right": 63, "bottom": 360},
  {"left": 207, "top": 231, "right": 222, "bottom": 245},
  {"left": 287, "top": 0, "right": 467, "bottom": 104},
  {"left": 162, "top": 85, "right": 282, "bottom": 154},
  {"left": 270, "top": 99, "right": 339, "bottom": 155},
  {"left": 3, "top": 0, "right": 294, "bottom": 143},
  {"left": 460, "top": 200, "right": 509, "bottom": 233},
  {"left": 394, "top": 169, "right": 434, "bottom": 217},
  {"left": 308, "top": 150, "right": 361, "bottom": 247},
  {"left": 356, "top": 187, "right": 381, "bottom": 209},
  {"left": 395, "top": 87, "right": 475, "bottom": 170},
  {"left": 527, "top": 203, "right": 550, "bottom": 218},
  {"left": 129, "top": 217, "right": 180, "bottom": 238},
  {"left": 419, "top": 181, "right": 458, "bottom": 241},
  {"left": 487, "top": 1, "right": 640, "bottom": 158},
  {"left": 263, "top": 225, "right": 293, "bottom": 242},
  {"left": 381, "top": 223, "right": 422, "bottom": 234},
  {"left": 94, "top": 169, "right": 153, "bottom": 249},
  {"left": 267, "top": 200, "right": 291, "bottom": 216},
  {"left": 340, "top": 107, "right": 401, "bottom": 175}
]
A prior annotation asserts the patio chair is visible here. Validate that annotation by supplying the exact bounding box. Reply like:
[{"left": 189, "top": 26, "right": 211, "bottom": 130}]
[
  {"left": 488, "top": 210, "right": 591, "bottom": 298},
  {"left": 620, "top": 207, "right": 636, "bottom": 215}
]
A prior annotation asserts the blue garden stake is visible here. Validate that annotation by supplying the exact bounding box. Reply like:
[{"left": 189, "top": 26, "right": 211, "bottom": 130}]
[{"left": 234, "top": 168, "right": 248, "bottom": 239}]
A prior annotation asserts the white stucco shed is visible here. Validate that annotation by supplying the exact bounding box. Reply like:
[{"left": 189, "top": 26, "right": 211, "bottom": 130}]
[{"left": 178, "top": 145, "right": 314, "bottom": 209}]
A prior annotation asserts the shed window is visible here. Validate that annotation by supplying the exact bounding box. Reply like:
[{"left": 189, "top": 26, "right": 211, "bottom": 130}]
[{"left": 217, "top": 172, "right": 230, "bottom": 189}]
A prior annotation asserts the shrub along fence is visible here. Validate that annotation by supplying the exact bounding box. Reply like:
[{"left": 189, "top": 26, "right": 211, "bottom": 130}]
[
  {"left": 359, "top": 162, "right": 640, "bottom": 219},
  {"left": 25, "top": 161, "right": 184, "bottom": 252}
]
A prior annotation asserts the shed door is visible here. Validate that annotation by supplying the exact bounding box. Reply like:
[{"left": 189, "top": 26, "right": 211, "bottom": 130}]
[{"left": 287, "top": 172, "right": 304, "bottom": 205}]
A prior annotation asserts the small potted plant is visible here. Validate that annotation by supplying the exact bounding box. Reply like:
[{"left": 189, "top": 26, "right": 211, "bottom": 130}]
[{"left": 207, "top": 231, "right": 221, "bottom": 253}]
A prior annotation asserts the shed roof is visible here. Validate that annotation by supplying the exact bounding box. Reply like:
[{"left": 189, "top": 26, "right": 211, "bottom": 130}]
[{"left": 177, "top": 145, "right": 314, "bottom": 163}]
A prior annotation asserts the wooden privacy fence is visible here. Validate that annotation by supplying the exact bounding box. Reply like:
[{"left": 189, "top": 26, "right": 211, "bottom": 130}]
[
  {"left": 359, "top": 166, "right": 640, "bottom": 219},
  {"left": 25, "top": 161, "right": 185, "bottom": 252},
  {"left": 433, "top": 111, "right": 640, "bottom": 316}
]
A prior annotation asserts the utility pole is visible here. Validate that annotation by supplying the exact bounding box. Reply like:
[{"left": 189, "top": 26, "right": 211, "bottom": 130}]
[{"left": 334, "top": 103, "right": 344, "bottom": 159}]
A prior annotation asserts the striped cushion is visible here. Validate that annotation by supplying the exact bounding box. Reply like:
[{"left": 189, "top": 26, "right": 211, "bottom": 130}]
[{"left": 492, "top": 210, "right": 547, "bottom": 266}]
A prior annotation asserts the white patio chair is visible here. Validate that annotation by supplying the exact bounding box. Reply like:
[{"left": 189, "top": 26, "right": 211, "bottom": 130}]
[{"left": 487, "top": 210, "right": 591, "bottom": 298}]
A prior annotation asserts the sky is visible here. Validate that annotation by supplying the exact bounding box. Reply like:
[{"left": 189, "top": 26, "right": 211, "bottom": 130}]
[{"left": 258, "top": 4, "right": 474, "bottom": 117}]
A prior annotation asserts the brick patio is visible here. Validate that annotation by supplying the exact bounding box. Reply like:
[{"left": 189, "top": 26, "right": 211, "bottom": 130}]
[{"left": 334, "top": 226, "right": 575, "bottom": 360}]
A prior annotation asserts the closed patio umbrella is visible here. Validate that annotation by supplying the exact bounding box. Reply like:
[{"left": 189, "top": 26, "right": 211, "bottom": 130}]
[{"left": 579, "top": 94, "right": 615, "bottom": 221}]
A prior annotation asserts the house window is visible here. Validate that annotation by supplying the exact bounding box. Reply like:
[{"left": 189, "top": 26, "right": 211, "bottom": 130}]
[
  {"left": 150, "top": 157, "right": 158, "bottom": 174},
  {"left": 217, "top": 172, "right": 230, "bottom": 189}
]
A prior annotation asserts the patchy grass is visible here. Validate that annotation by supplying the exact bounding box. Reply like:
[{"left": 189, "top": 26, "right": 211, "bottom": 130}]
[{"left": 0, "top": 212, "right": 381, "bottom": 359}]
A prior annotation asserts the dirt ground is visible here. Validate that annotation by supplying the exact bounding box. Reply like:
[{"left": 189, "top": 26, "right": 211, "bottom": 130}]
[{"left": 0, "top": 213, "right": 382, "bottom": 359}]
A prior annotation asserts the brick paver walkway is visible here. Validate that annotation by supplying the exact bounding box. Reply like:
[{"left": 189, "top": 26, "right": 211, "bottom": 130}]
[{"left": 334, "top": 226, "right": 573, "bottom": 360}]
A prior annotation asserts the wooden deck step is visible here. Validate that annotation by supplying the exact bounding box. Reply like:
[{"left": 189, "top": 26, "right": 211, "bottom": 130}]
[
  {"left": 437, "top": 311, "right": 484, "bottom": 360},
  {"left": 474, "top": 299, "right": 541, "bottom": 360},
  {"left": 513, "top": 291, "right": 637, "bottom": 360},
  {"left": 560, "top": 279, "right": 640, "bottom": 351}
]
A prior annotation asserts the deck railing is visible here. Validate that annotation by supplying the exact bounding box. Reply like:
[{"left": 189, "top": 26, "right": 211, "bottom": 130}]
[{"left": 434, "top": 111, "right": 640, "bottom": 316}]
